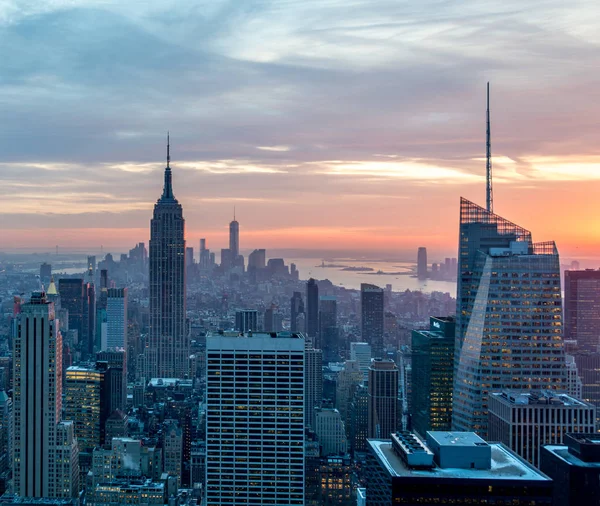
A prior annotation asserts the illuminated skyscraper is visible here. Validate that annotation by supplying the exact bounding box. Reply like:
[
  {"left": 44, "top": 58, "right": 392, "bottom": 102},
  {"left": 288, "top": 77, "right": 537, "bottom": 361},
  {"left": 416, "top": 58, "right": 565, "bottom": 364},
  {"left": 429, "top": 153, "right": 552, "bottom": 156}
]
[
  {"left": 361, "top": 284, "right": 384, "bottom": 359},
  {"left": 453, "top": 198, "right": 566, "bottom": 437},
  {"left": 147, "top": 136, "right": 188, "bottom": 378}
]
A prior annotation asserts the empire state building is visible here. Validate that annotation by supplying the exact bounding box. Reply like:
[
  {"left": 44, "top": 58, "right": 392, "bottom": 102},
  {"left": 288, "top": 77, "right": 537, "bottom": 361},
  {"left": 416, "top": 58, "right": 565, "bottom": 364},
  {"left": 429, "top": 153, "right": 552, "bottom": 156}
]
[{"left": 147, "top": 136, "right": 188, "bottom": 378}]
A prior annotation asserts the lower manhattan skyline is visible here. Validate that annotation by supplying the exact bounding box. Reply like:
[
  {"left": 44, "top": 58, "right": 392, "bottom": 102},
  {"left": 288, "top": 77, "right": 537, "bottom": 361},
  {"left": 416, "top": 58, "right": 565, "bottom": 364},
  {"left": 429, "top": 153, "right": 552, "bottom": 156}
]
[{"left": 0, "top": 1, "right": 599, "bottom": 261}]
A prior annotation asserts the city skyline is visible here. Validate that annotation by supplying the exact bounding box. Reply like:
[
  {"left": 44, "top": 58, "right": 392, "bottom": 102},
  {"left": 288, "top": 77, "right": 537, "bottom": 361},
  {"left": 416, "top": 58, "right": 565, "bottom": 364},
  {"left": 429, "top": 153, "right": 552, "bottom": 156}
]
[{"left": 1, "top": 1, "right": 600, "bottom": 259}]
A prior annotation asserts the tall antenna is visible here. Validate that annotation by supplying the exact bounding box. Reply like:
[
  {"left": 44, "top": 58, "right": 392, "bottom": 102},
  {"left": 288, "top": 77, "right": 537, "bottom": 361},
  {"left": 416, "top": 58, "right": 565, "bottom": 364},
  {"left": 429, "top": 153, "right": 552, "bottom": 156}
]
[
  {"left": 486, "top": 82, "right": 493, "bottom": 213},
  {"left": 167, "top": 131, "right": 170, "bottom": 168}
]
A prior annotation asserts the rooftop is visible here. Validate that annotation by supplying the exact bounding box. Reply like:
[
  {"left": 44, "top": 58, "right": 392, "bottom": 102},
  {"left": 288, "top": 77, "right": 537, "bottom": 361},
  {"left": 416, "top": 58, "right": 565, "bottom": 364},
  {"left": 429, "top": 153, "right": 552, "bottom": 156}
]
[
  {"left": 543, "top": 445, "right": 600, "bottom": 468},
  {"left": 491, "top": 390, "right": 592, "bottom": 408},
  {"left": 427, "top": 431, "right": 488, "bottom": 448},
  {"left": 369, "top": 439, "right": 548, "bottom": 481}
]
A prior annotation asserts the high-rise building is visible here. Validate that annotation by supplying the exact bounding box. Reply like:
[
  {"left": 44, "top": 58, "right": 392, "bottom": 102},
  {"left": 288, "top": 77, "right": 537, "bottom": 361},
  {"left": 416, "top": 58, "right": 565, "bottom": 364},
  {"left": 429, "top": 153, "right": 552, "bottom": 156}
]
[
  {"left": 314, "top": 408, "right": 347, "bottom": 456},
  {"left": 199, "top": 238, "right": 211, "bottom": 269},
  {"left": 541, "top": 433, "right": 600, "bottom": 506},
  {"left": 163, "top": 420, "right": 183, "bottom": 487},
  {"left": 564, "top": 269, "right": 600, "bottom": 352},
  {"left": 488, "top": 390, "right": 596, "bottom": 468},
  {"left": 305, "top": 346, "right": 323, "bottom": 429},
  {"left": 411, "top": 316, "right": 455, "bottom": 436},
  {"left": 13, "top": 292, "right": 79, "bottom": 499},
  {"left": 366, "top": 432, "right": 553, "bottom": 506},
  {"left": 349, "top": 384, "right": 369, "bottom": 453},
  {"left": 205, "top": 331, "right": 305, "bottom": 505},
  {"left": 105, "top": 288, "right": 127, "bottom": 350},
  {"left": 350, "top": 342, "right": 372, "bottom": 381},
  {"left": 0, "top": 391, "right": 12, "bottom": 476},
  {"left": 453, "top": 198, "right": 566, "bottom": 437},
  {"left": 417, "top": 247, "right": 428, "bottom": 280},
  {"left": 40, "top": 262, "right": 52, "bottom": 285},
  {"left": 247, "top": 249, "right": 266, "bottom": 271},
  {"left": 368, "top": 360, "right": 398, "bottom": 439},
  {"left": 361, "top": 284, "right": 384, "bottom": 359},
  {"left": 235, "top": 310, "right": 259, "bottom": 333},
  {"left": 58, "top": 278, "right": 85, "bottom": 341},
  {"left": 147, "top": 138, "right": 188, "bottom": 378},
  {"left": 96, "top": 350, "right": 127, "bottom": 413},
  {"left": 64, "top": 365, "right": 110, "bottom": 454},
  {"left": 290, "top": 292, "right": 305, "bottom": 333},
  {"left": 185, "top": 247, "right": 194, "bottom": 267},
  {"left": 335, "top": 360, "right": 363, "bottom": 431},
  {"left": 319, "top": 296, "right": 337, "bottom": 360},
  {"left": 229, "top": 214, "right": 239, "bottom": 259},
  {"left": 306, "top": 278, "right": 319, "bottom": 342}
]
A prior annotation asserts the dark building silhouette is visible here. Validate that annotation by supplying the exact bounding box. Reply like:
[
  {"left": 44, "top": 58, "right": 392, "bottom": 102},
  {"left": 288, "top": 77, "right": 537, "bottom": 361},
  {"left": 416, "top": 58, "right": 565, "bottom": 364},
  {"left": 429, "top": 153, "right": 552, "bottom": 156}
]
[
  {"left": 541, "top": 433, "right": 600, "bottom": 506},
  {"left": 361, "top": 283, "right": 384, "bottom": 359},
  {"left": 411, "top": 316, "right": 455, "bottom": 436},
  {"left": 58, "top": 278, "right": 96, "bottom": 357},
  {"left": 147, "top": 137, "right": 188, "bottom": 378},
  {"left": 564, "top": 269, "right": 600, "bottom": 351},
  {"left": 417, "top": 247, "right": 427, "bottom": 280},
  {"left": 306, "top": 278, "right": 319, "bottom": 342},
  {"left": 368, "top": 359, "right": 398, "bottom": 439},
  {"left": 235, "top": 310, "right": 259, "bottom": 333},
  {"left": 319, "top": 296, "right": 337, "bottom": 360},
  {"left": 290, "top": 292, "right": 304, "bottom": 333}
]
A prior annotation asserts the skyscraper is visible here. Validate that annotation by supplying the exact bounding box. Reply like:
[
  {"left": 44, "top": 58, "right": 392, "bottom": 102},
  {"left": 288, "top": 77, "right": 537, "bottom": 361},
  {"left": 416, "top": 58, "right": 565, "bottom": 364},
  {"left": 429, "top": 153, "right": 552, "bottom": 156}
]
[
  {"left": 305, "top": 345, "right": 323, "bottom": 429},
  {"left": 13, "top": 292, "right": 79, "bottom": 499},
  {"left": 411, "top": 316, "right": 455, "bottom": 436},
  {"left": 319, "top": 296, "right": 338, "bottom": 360},
  {"left": 306, "top": 278, "right": 319, "bottom": 342},
  {"left": 361, "top": 284, "right": 384, "bottom": 359},
  {"left": 58, "top": 278, "right": 85, "bottom": 341},
  {"left": 147, "top": 136, "right": 188, "bottom": 378},
  {"left": 235, "top": 309, "right": 259, "bottom": 333},
  {"left": 205, "top": 331, "right": 305, "bottom": 505},
  {"left": 105, "top": 288, "right": 127, "bottom": 350},
  {"left": 350, "top": 342, "right": 372, "bottom": 381},
  {"left": 564, "top": 269, "right": 600, "bottom": 352},
  {"left": 368, "top": 359, "right": 398, "bottom": 439},
  {"left": 453, "top": 198, "right": 566, "bottom": 437},
  {"left": 290, "top": 291, "right": 305, "bottom": 333},
  {"left": 229, "top": 212, "right": 239, "bottom": 259},
  {"left": 417, "top": 247, "right": 428, "bottom": 280}
]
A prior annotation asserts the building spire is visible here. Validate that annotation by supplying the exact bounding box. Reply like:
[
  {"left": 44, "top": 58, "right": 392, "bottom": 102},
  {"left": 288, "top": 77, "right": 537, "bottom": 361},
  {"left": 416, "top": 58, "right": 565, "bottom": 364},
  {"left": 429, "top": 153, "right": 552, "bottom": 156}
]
[
  {"left": 161, "top": 132, "right": 174, "bottom": 200},
  {"left": 233, "top": 205, "right": 236, "bottom": 221},
  {"left": 486, "top": 82, "right": 493, "bottom": 213}
]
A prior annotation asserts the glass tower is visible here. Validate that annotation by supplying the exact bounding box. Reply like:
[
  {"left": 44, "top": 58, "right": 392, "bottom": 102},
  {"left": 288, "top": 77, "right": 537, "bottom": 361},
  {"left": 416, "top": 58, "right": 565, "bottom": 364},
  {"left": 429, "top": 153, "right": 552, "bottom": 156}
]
[{"left": 453, "top": 198, "right": 565, "bottom": 437}]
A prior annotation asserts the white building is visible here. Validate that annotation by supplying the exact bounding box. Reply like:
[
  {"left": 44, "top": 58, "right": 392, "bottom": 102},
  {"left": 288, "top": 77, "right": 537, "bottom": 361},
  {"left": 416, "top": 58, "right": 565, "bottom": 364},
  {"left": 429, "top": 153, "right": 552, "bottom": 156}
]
[
  {"left": 488, "top": 390, "right": 596, "bottom": 467},
  {"left": 105, "top": 288, "right": 127, "bottom": 350},
  {"left": 206, "top": 331, "right": 305, "bottom": 505},
  {"left": 350, "top": 342, "right": 372, "bottom": 380},
  {"left": 13, "top": 292, "right": 79, "bottom": 499},
  {"left": 314, "top": 408, "right": 347, "bottom": 456}
]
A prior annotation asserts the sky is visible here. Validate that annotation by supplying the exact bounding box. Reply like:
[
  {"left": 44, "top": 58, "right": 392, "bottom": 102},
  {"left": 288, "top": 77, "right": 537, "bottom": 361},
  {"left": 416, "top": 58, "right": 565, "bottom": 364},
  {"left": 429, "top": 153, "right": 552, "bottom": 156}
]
[{"left": 1, "top": 0, "right": 600, "bottom": 263}]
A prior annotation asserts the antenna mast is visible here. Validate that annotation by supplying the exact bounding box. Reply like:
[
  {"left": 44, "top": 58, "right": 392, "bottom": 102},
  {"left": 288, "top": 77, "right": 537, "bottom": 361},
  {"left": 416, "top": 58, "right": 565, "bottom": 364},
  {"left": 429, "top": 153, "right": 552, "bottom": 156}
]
[{"left": 486, "top": 82, "right": 493, "bottom": 213}]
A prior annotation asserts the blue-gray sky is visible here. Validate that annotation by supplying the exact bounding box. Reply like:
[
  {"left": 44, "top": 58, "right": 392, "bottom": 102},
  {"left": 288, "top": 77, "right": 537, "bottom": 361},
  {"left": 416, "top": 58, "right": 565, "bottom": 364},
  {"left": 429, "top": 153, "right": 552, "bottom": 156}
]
[{"left": 1, "top": 0, "right": 600, "bottom": 259}]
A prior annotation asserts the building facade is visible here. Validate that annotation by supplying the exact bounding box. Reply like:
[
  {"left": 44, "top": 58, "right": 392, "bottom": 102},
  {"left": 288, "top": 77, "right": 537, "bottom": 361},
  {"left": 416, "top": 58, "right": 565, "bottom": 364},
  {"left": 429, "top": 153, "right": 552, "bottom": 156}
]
[
  {"left": 205, "top": 331, "right": 305, "bottom": 505},
  {"left": 368, "top": 360, "right": 398, "bottom": 439},
  {"left": 105, "top": 288, "right": 127, "bottom": 350},
  {"left": 564, "top": 269, "right": 600, "bottom": 351},
  {"left": 361, "top": 284, "right": 384, "bottom": 359}
]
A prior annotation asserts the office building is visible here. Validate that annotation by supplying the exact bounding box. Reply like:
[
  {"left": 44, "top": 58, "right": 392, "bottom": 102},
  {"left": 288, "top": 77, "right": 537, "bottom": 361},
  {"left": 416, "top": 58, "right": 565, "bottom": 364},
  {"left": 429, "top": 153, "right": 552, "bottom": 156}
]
[
  {"left": 105, "top": 288, "right": 127, "bottom": 350},
  {"left": 58, "top": 278, "right": 85, "bottom": 339},
  {"left": 305, "top": 346, "right": 323, "bottom": 429},
  {"left": 13, "top": 292, "right": 79, "bottom": 499},
  {"left": 314, "top": 408, "right": 347, "bottom": 456},
  {"left": 488, "top": 390, "right": 596, "bottom": 467},
  {"left": 366, "top": 431, "right": 553, "bottom": 505},
  {"left": 350, "top": 342, "right": 372, "bottom": 380},
  {"left": 87, "top": 479, "right": 164, "bottom": 506},
  {"left": 147, "top": 138, "right": 188, "bottom": 378},
  {"left": 411, "top": 316, "right": 455, "bottom": 436},
  {"left": 64, "top": 365, "right": 109, "bottom": 454},
  {"left": 185, "top": 246, "right": 194, "bottom": 267},
  {"left": 247, "top": 249, "right": 266, "bottom": 271},
  {"left": 96, "top": 350, "right": 127, "bottom": 413},
  {"left": 368, "top": 360, "right": 398, "bottom": 439},
  {"left": 290, "top": 291, "right": 304, "bottom": 333},
  {"left": 454, "top": 198, "right": 566, "bottom": 437},
  {"left": 564, "top": 269, "right": 600, "bottom": 351},
  {"left": 263, "top": 304, "right": 283, "bottom": 332},
  {"left": 361, "top": 284, "right": 384, "bottom": 359},
  {"left": 0, "top": 392, "right": 12, "bottom": 475},
  {"left": 349, "top": 384, "right": 369, "bottom": 454},
  {"left": 55, "top": 421, "right": 80, "bottom": 498},
  {"left": 305, "top": 456, "right": 353, "bottom": 506},
  {"left": 335, "top": 360, "right": 363, "bottom": 430},
  {"left": 229, "top": 214, "right": 239, "bottom": 259},
  {"left": 306, "top": 278, "right": 319, "bottom": 342},
  {"left": 417, "top": 247, "right": 427, "bottom": 280},
  {"left": 235, "top": 310, "right": 259, "bottom": 333},
  {"left": 319, "top": 296, "right": 337, "bottom": 360},
  {"left": 163, "top": 420, "right": 183, "bottom": 487},
  {"left": 541, "top": 433, "right": 600, "bottom": 506},
  {"left": 199, "top": 238, "right": 211, "bottom": 269},
  {"left": 206, "top": 331, "right": 304, "bottom": 505},
  {"left": 40, "top": 262, "right": 52, "bottom": 285}
]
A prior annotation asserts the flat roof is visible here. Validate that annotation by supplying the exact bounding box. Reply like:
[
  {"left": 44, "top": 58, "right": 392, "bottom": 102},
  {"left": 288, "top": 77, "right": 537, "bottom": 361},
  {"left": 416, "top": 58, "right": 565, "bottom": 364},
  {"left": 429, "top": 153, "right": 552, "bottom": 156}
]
[
  {"left": 490, "top": 391, "right": 593, "bottom": 408},
  {"left": 427, "top": 431, "right": 487, "bottom": 447},
  {"left": 544, "top": 445, "right": 600, "bottom": 468},
  {"left": 369, "top": 440, "right": 549, "bottom": 481}
]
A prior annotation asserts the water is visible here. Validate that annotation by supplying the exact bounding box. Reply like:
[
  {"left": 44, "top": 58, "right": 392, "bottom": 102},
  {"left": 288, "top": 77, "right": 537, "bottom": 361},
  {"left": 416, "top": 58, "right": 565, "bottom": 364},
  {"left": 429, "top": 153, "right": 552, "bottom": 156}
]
[{"left": 288, "top": 257, "right": 456, "bottom": 294}]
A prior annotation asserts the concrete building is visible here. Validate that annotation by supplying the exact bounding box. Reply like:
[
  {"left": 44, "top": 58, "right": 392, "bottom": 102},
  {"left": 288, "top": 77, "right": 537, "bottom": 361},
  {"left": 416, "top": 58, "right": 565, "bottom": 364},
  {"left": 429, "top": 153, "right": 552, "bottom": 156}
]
[
  {"left": 488, "top": 390, "right": 596, "bottom": 467},
  {"left": 366, "top": 431, "right": 553, "bottom": 505},
  {"left": 411, "top": 316, "right": 455, "bottom": 436},
  {"left": 162, "top": 420, "right": 183, "bottom": 487},
  {"left": 541, "top": 433, "right": 600, "bottom": 506},
  {"left": 454, "top": 198, "right": 566, "bottom": 437},
  {"left": 368, "top": 360, "right": 398, "bottom": 440},
  {"left": 205, "top": 331, "right": 305, "bottom": 505},
  {"left": 350, "top": 342, "right": 372, "bottom": 381},
  {"left": 361, "top": 284, "right": 384, "bottom": 359},
  {"left": 314, "top": 408, "right": 347, "bottom": 457},
  {"left": 305, "top": 346, "right": 323, "bottom": 429},
  {"left": 234, "top": 310, "right": 259, "bottom": 333}
]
